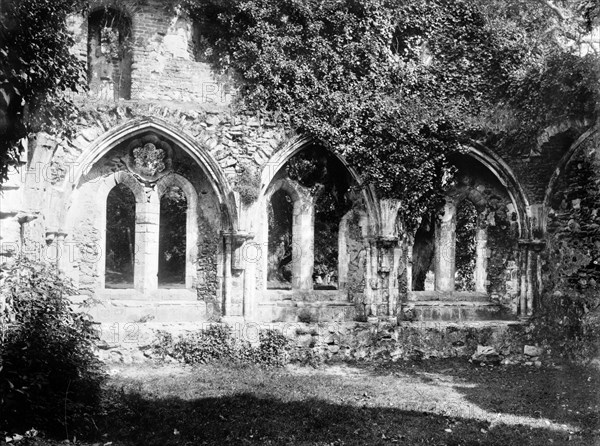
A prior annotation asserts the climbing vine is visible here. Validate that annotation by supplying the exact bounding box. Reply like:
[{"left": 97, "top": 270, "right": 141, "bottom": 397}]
[
  {"left": 180, "top": 0, "right": 599, "bottom": 229},
  {"left": 539, "top": 135, "right": 600, "bottom": 360},
  {"left": 455, "top": 200, "right": 478, "bottom": 292}
]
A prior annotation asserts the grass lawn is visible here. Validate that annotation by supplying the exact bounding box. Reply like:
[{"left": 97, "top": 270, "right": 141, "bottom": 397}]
[
  {"left": 86, "top": 359, "right": 597, "bottom": 446},
  {"left": 13, "top": 359, "right": 600, "bottom": 446}
]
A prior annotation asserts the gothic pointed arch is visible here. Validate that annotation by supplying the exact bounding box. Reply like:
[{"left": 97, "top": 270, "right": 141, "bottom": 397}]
[
  {"left": 461, "top": 142, "right": 531, "bottom": 238},
  {"left": 542, "top": 126, "right": 598, "bottom": 233},
  {"left": 260, "top": 135, "right": 379, "bottom": 233},
  {"left": 64, "top": 117, "right": 238, "bottom": 231},
  {"left": 258, "top": 136, "right": 375, "bottom": 295}
]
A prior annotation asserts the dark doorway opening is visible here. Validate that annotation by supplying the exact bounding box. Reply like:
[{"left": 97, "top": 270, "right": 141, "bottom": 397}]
[
  {"left": 159, "top": 186, "right": 187, "bottom": 288},
  {"left": 105, "top": 183, "right": 135, "bottom": 288}
]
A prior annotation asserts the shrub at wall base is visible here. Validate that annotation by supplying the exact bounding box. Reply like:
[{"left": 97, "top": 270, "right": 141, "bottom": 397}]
[{"left": 0, "top": 258, "right": 106, "bottom": 437}]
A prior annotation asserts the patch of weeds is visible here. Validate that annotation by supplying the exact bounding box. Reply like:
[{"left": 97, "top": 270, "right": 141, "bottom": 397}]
[
  {"left": 234, "top": 162, "right": 261, "bottom": 205},
  {"left": 252, "top": 329, "right": 289, "bottom": 366},
  {"left": 151, "top": 330, "right": 174, "bottom": 360},
  {"left": 173, "top": 324, "right": 235, "bottom": 364},
  {"left": 151, "top": 325, "right": 289, "bottom": 366},
  {"left": 291, "top": 347, "right": 324, "bottom": 368}
]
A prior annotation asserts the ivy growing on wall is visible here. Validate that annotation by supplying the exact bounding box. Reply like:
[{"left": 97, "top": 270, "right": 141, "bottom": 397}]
[
  {"left": 455, "top": 200, "right": 478, "bottom": 292},
  {"left": 540, "top": 135, "right": 600, "bottom": 360},
  {"left": 180, "top": 0, "right": 599, "bottom": 229}
]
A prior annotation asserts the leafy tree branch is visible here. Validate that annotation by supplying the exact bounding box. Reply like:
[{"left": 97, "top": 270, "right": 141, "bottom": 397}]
[{"left": 0, "top": 0, "right": 87, "bottom": 184}]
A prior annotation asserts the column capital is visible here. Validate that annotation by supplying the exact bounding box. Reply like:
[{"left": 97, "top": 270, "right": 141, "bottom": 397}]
[
  {"left": 222, "top": 231, "right": 255, "bottom": 274},
  {"left": 375, "top": 235, "right": 399, "bottom": 248},
  {"left": 222, "top": 230, "right": 254, "bottom": 246},
  {"left": 378, "top": 199, "right": 403, "bottom": 239}
]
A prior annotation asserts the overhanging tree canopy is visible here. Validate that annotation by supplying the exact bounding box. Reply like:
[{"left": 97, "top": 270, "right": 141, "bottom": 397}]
[
  {"left": 182, "top": 0, "right": 599, "bottom": 228},
  {"left": 0, "top": 0, "right": 86, "bottom": 184}
]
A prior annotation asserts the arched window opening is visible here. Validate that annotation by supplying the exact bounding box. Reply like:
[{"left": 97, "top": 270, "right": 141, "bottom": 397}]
[
  {"left": 158, "top": 186, "right": 187, "bottom": 288},
  {"left": 455, "top": 199, "right": 478, "bottom": 291},
  {"left": 105, "top": 183, "right": 136, "bottom": 288},
  {"left": 88, "top": 8, "right": 132, "bottom": 100},
  {"left": 267, "top": 189, "right": 293, "bottom": 289},
  {"left": 286, "top": 147, "right": 351, "bottom": 290},
  {"left": 314, "top": 191, "right": 341, "bottom": 289},
  {"left": 412, "top": 216, "right": 435, "bottom": 291}
]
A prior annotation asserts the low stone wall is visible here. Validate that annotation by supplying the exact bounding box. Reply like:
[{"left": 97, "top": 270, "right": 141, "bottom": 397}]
[{"left": 95, "top": 320, "right": 529, "bottom": 364}]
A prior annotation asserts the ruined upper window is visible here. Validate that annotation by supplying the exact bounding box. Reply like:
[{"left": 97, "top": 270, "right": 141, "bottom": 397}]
[
  {"left": 189, "top": 7, "right": 223, "bottom": 63},
  {"left": 87, "top": 8, "right": 132, "bottom": 100}
]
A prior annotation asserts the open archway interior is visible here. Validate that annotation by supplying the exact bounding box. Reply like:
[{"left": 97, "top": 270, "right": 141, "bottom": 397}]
[
  {"left": 410, "top": 153, "right": 520, "bottom": 305},
  {"left": 263, "top": 144, "right": 357, "bottom": 296},
  {"left": 412, "top": 215, "right": 435, "bottom": 291},
  {"left": 69, "top": 129, "right": 223, "bottom": 298},
  {"left": 159, "top": 186, "right": 187, "bottom": 287},
  {"left": 267, "top": 189, "right": 293, "bottom": 289},
  {"left": 105, "top": 183, "right": 136, "bottom": 288},
  {"left": 286, "top": 146, "right": 352, "bottom": 290},
  {"left": 313, "top": 190, "right": 343, "bottom": 289}
]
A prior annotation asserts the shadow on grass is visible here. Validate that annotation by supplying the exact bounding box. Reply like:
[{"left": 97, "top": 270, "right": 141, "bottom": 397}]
[
  {"left": 367, "top": 358, "right": 600, "bottom": 434},
  {"left": 99, "top": 390, "right": 594, "bottom": 445}
]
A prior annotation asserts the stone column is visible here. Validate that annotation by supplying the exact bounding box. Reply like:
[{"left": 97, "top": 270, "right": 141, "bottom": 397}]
[
  {"left": 434, "top": 201, "right": 456, "bottom": 292},
  {"left": 368, "top": 199, "right": 403, "bottom": 320},
  {"left": 44, "top": 230, "right": 69, "bottom": 269},
  {"left": 406, "top": 235, "right": 414, "bottom": 294},
  {"left": 222, "top": 234, "right": 233, "bottom": 316},
  {"left": 292, "top": 196, "right": 314, "bottom": 290},
  {"left": 185, "top": 203, "right": 198, "bottom": 290},
  {"left": 526, "top": 249, "right": 535, "bottom": 315},
  {"left": 365, "top": 238, "right": 379, "bottom": 319},
  {"left": 474, "top": 228, "right": 488, "bottom": 292},
  {"left": 337, "top": 213, "right": 351, "bottom": 291},
  {"left": 376, "top": 237, "right": 402, "bottom": 319},
  {"left": 243, "top": 240, "right": 258, "bottom": 319},
  {"left": 518, "top": 240, "right": 545, "bottom": 317},
  {"left": 135, "top": 189, "right": 159, "bottom": 294},
  {"left": 518, "top": 244, "right": 528, "bottom": 317},
  {"left": 223, "top": 231, "right": 253, "bottom": 319}
]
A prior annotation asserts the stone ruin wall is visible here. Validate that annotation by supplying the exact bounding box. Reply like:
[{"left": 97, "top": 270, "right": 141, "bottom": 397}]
[{"left": 0, "top": 0, "right": 598, "bottom": 324}]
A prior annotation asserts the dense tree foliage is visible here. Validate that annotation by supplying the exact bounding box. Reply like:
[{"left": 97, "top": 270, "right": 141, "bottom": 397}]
[
  {"left": 182, "top": 0, "right": 599, "bottom": 228},
  {"left": 0, "top": 0, "right": 86, "bottom": 184}
]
